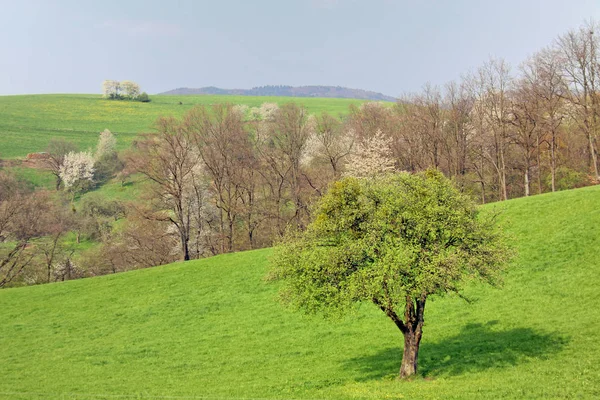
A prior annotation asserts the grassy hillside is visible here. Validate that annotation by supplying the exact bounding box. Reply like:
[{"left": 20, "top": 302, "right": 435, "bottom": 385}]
[
  {"left": 0, "top": 94, "right": 367, "bottom": 159},
  {"left": 1, "top": 186, "right": 599, "bottom": 399}
]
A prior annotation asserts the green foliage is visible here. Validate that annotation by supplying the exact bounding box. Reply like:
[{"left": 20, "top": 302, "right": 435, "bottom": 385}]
[
  {"left": 271, "top": 170, "right": 511, "bottom": 316},
  {"left": 93, "top": 152, "right": 124, "bottom": 184},
  {"left": 77, "top": 193, "right": 124, "bottom": 240},
  {"left": 137, "top": 92, "right": 151, "bottom": 102},
  {"left": 546, "top": 166, "right": 590, "bottom": 191},
  {"left": 79, "top": 193, "right": 124, "bottom": 220}
]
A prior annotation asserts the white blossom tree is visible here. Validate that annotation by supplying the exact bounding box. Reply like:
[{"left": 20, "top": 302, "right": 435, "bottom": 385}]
[
  {"left": 59, "top": 151, "right": 95, "bottom": 194},
  {"left": 344, "top": 129, "right": 395, "bottom": 177},
  {"left": 96, "top": 129, "right": 117, "bottom": 160},
  {"left": 102, "top": 80, "right": 121, "bottom": 99},
  {"left": 121, "top": 81, "right": 141, "bottom": 99},
  {"left": 249, "top": 102, "right": 280, "bottom": 122}
]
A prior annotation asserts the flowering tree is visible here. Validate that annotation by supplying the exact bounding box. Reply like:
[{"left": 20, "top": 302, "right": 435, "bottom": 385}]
[
  {"left": 248, "top": 102, "right": 279, "bottom": 122},
  {"left": 102, "top": 80, "right": 143, "bottom": 100},
  {"left": 59, "top": 151, "right": 95, "bottom": 194},
  {"left": 102, "top": 80, "right": 121, "bottom": 99},
  {"left": 96, "top": 129, "right": 117, "bottom": 159},
  {"left": 344, "top": 129, "right": 395, "bottom": 177},
  {"left": 121, "top": 81, "right": 141, "bottom": 99}
]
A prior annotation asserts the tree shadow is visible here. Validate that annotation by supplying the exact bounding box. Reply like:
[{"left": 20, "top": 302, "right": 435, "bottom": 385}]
[{"left": 342, "top": 322, "right": 568, "bottom": 380}]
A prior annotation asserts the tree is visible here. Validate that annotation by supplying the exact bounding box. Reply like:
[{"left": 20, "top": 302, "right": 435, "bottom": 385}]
[
  {"left": 0, "top": 172, "right": 51, "bottom": 287},
  {"left": 270, "top": 170, "right": 511, "bottom": 378},
  {"left": 130, "top": 117, "right": 201, "bottom": 261},
  {"left": 96, "top": 129, "right": 117, "bottom": 158},
  {"left": 268, "top": 103, "right": 314, "bottom": 230},
  {"left": 102, "top": 80, "right": 121, "bottom": 99},
  {"left": 59, "top": 151, "right": 95, "bottom": 197},
  {"left": 34, "top": 201, "right": 76, "bottom": 284},
  {"left": 121, "top": 81, "right": 141, "bottom": 99},
  {"left": 509, "top": 78, "right": 540, "bottom": 197},
  {"left": 94, "top": 129, "right": 123, "bottom": 183},
  {"left": 521, "top": 48, "right": 566, "bottom": 193},
  {"left": 557, "top": 21, "right": 600, "bottom": 180},
  {"left": 344, "top": 129, "right": 395, "bottom": 177},
  {"left": 304, "top": 112, "right": 353, "bottom": 179},
  {"left": 43, "top": 138, "right": 78, "bottom": 190},
  {"left": 185, "top": 104, "right": 252, "bottom": 253}
]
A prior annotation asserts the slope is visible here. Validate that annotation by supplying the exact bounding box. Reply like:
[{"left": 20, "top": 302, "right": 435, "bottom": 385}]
[
  {"left": 0, "top": 94, "right": 368, "bottom": 159},
  {"left": 1, "top": 185, "right": 599, "bottom": 399}
]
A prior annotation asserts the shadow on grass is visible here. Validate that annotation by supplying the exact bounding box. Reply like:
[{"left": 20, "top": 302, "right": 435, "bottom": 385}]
[{"left": 343, "top": 322, "right": 568, "bottom": 380}]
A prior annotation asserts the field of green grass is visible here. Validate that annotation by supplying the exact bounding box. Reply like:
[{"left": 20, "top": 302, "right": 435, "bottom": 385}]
[
  {"left": 1, "top": 185, "right": 599, "bottom": 399},
  {"left": 0, "top": 94, "right": 367, "bottom": 159}
]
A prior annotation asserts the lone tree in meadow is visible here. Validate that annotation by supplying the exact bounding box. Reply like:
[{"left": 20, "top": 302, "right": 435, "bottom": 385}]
[{"left": 271, "top": 170, "right": 511, "bottom": 378}]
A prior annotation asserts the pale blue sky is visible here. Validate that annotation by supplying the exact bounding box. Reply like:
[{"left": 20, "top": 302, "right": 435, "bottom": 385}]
[{"left": 1, "top": 0, "right": 599, "bottom": 96}]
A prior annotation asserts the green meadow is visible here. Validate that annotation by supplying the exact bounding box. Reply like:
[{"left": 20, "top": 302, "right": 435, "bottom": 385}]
[
  {"left": 1, "top": 185, "right": 599, "bottom": 399},
  {"left": 0, "top": 94, "right": 367, "bottom": 159}
]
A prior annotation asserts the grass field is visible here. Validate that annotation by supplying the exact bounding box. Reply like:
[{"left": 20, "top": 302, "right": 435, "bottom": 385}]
[
  {"left": 1, "top": 185, "right": 599, "bottom": 399},
  {"left": 0, "top": 94, "right": 368, "bottom": 159}
]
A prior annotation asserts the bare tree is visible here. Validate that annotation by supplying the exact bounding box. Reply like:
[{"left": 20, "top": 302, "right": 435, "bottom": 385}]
[
  {"left": 0, "top": 173, "right": 51, "bottom": 287},
  {"left": 473, "top": 59, "right": 514, "bottom": 201},
  {"left": 130, "top": 117, "right": 201, "bottom": 261},
  {"left": 304, "top": 112, "right": 354, "bottom": 179},
  {"left": 522, "top": 47, "right": 567, "bottom": 192},
  {"left": 185, "top": 104, "right": 252, "bottom": 252},
  {"left": 557, "top": 20, "right": 600, "bottom": 180},
  {"left": 510, "top": 80, "right": 539, "bottom": 196},
  {"left": 443, "top": 80, "right": 474, "bottom": 179}
]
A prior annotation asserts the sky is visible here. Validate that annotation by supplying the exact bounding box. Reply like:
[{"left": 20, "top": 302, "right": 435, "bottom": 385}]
[{"left": 1, "top": 0, "right": 600, "bottom": 97}]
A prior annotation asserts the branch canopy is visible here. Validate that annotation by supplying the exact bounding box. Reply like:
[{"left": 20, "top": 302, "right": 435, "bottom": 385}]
[{"left": 270, "top": 170, "right": 512, "bottom": 316}]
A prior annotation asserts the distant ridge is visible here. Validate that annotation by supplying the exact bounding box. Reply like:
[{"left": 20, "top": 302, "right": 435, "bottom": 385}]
[{"left": 158, "top": 85, "right": 397, "bottom": 102}]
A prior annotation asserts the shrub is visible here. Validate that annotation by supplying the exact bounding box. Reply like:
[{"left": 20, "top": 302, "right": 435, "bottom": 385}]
[
  {"left": 137, "top": 92, "right": 151, "bottom": 103},
  {"left": 546, "top": 167, "right": 589, "bottom": 191}
]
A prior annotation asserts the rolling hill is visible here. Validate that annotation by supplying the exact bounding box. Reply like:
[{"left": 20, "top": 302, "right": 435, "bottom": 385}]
[
  {"left": 0, "top": 94, "right": 370, "bottom": 159},
  {"left": 1, "top": 185, "right": 599, "bottom": 398}
]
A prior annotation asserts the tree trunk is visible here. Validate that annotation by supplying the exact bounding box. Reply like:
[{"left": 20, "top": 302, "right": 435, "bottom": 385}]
[
  {"left": 537, "top": 131, "right": 543, "bottom": 194},
  {"left": 399, "top": 296, "right": 426, "bottom": 378},
  {"left": 524, "top": 167, "right": 530, "bottom": 197},
  {"left": 588, "top": 133, "right": 600, "bottom": 179},
  {"left": 181, "top": 233, "right": 190, "bottom": 261},
  {"left": 551, "top": 133, "right": 557, "bottom": 192},
  {"left": 500, "top": 146, "right": 508, "bottom": 201},
  {"left": 400, "top": 329, "right": 422, "bottom": 378}
]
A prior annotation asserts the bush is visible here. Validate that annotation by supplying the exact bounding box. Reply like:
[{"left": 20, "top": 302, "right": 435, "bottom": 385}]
[
  {"left": 137, "top": 92, "right": 151, "bottom": 103},
  {"left": 93, "top": 152, "right": 124, "bottom": 184},
  {"left": 546, "top": 167, "right": 589, "bottom": 191}
]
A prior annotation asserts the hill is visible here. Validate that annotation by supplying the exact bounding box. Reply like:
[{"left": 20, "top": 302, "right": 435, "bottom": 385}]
[
  {"left": 1, "top": 186, "right": 599, "bottom": 399},
  {"left": 0, "top": 94, "right": 369, "bottom": 159},
  {"left": 160, "top": 85, "right": 397, "bottom": 102}
]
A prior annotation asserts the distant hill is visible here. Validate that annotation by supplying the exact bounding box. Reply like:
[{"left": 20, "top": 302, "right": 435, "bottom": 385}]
[{"left": 159, "top": 85, "right": 397, "bottom": 102}]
